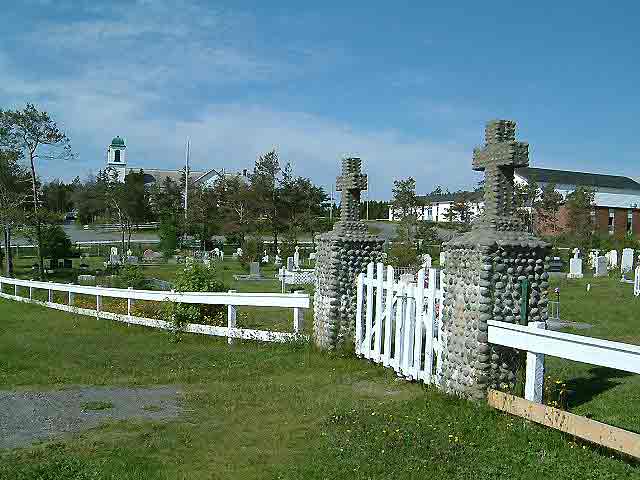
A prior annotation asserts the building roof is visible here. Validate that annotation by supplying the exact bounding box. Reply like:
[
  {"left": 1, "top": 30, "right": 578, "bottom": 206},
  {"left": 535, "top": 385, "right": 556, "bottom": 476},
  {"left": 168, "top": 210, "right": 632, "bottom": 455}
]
[
  {"left": 417, "top": 190, "right": 483, "bottom": 204},
  {"left": 110, "top": 136, "right": 125, "bottom": 147},
  {"left": 515, "top": 167, "right": 640, "bottom": 191},
  {"left": 126, "top": 167, "right": 247, "bottom": 186}
]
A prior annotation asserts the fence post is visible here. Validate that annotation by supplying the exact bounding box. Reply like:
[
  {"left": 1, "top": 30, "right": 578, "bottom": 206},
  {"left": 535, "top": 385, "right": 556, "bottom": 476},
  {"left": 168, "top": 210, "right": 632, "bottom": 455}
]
[
  {"left": 355, "top": 272, "right": 365, "bottom": 355},
  {"left": 48, "top": 282, "right": 53, "bottom": 303},
  {"left": 402, "top": 282, "right": 415, "bottom": 378},
  {"left": 29, "top": 285, "right": 33, "bottom": 300},
  {"left": 413, "top": 268, "right": 426, "bottom": 381},
  {"left": 293, "top": 290, "right": 304, "bottom": 333},
  {"left": 373, "top": 262, "right": 384, "bottom": 362},
  {"left": 227, "top": 289, "right": 237, "bottom": 345},
  {"left": 524, "top": 321, "right": 546, "bottom": 403},
  {"left": 96, "top": 294, "right": 102, "bottom": 319},
  {"left": 127, "top": 287, "right": 134, "bottom": 318},
  {"left": 14, "top": 284, "right": 18, "bottom": 297},
  {"left": 382, "top": 265, "right": 394, "bottom": 367},
  {"left": 68, "top": 287, "right": 75, "bottom": 306},
  {"left": 364, "top": 262, "right": 375, "bottom": 359},
  {"left": 393, "top": 280, "right": 405, "bottom": 372}
]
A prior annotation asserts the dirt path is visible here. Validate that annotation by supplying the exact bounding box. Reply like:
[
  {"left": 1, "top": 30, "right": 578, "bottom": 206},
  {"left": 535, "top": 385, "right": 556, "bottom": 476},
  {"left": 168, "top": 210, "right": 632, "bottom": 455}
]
[{"left": 0, "top": 385, "right": 182, "bottom": 449}]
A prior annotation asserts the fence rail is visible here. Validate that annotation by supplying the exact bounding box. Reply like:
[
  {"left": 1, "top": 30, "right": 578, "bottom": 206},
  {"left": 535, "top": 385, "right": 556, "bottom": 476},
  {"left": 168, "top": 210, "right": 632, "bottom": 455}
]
[
  {"left": 0, "top": 276, "right": 309, "bottom": 343},
  {"left": 488, "top": 319, "right": 640, "bottom": 402}
]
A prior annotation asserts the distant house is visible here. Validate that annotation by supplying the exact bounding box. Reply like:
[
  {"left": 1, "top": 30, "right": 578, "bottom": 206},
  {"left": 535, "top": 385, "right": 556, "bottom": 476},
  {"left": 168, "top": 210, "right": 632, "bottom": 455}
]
[
  {"left": 389, "top": 190, "right": 484, "bottom": 223},
  {"left": 105, "top": 136, "right": 248, "bottom": 188},
  {"left": 514, "top": 167, "right": 640, "bottom": 237}
]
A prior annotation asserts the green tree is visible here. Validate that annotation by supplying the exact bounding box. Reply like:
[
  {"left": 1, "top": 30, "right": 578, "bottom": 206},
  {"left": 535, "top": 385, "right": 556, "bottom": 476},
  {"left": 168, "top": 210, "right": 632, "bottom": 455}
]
[
  {"left": 250, "top": 150, "right": 283, "bottom": 248},
  {"left": 450, "top": 193, "right": 472, "bottom": 224},
  {"left": 565, "top": 187, "right": 595, "bottom": 253},
  {"left": 534, "top": 183, "right": 563, "bottom": 238},
  {"left": 1, "top": 104, "right": 73, "bottom": 277},
  {"left": 391, "top": 177, "right": 418, "bottom": 220},
  {"left": 0, "top": 148, "right": 31, "bottom": 275},
  {"left": 41, "top": 224, "right": 75, "bottom": 263}
]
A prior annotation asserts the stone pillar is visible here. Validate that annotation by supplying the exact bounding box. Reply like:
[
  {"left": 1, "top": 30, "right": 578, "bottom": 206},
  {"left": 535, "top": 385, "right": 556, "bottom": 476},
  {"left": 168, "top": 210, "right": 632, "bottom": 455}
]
[
  {"left": 439, "top": 120, "right": 550, "bottom": 400},
  {"left": 313, "top": 157, "right": 384, "bottom": 349}
]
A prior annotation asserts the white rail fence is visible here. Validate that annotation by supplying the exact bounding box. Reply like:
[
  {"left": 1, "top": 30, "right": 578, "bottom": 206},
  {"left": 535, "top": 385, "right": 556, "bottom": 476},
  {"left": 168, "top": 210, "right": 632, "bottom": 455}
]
[
  {"left": 634, "top": 265, "right": 640, "bottom": 296},
  {"left": 0, "top": 276, "right": 309, "bottom": 343},
  {"left": 488, "top": 320, "right": 640, "bottom": 402},
  {"left": 355, "top": 262, "right": 443, "bottom": 384}
]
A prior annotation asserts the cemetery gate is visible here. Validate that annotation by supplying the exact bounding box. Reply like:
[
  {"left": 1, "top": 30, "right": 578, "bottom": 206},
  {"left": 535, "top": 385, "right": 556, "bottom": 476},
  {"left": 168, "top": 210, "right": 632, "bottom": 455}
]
[{"left": 355, "top": 262, "right": 443, "bottom": 384}]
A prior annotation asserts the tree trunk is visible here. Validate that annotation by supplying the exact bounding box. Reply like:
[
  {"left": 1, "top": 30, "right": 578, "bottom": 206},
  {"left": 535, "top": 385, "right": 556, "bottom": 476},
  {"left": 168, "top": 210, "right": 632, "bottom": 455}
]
[
  {"left": 4, "top": 225, "right": 14, "bottom": 276},
  {"left": 28, "top": 153, "right": 44, "bottom": 278}
]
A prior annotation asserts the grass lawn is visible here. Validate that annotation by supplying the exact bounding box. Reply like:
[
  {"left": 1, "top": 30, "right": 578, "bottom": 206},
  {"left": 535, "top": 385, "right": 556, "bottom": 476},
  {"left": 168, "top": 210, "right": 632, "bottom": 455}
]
[
  {"left": 1, "top": 299, "right": 639, "bottom": 479},
  {"left": 544, "top": 272, "right": 640, "bottom": 433}
]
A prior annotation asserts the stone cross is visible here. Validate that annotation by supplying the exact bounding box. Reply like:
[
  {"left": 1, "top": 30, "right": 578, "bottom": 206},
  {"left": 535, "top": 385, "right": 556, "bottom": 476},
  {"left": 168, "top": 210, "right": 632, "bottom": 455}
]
[
  {"left": 472, "top": 120, "right": 529, "bottom": 220},
  {"left": 335, "top": 157, "right": 367, "bottom": 223}
]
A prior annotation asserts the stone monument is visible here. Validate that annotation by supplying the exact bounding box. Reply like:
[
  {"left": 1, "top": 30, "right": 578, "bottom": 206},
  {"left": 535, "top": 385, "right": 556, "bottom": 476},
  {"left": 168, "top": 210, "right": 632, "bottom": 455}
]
[
  {"left": 440, "top": 120, "right": 550, "bottom": 400},
  {"left": 594, "top": 256, "right": 608, "bottom": 277},
  {"left": 294, "top": 246, "right": 300, "bottom": 270},
  {"left": 621, "top": 248, "right": 634, "bottom": 274},
  {"left": 313, "top": 157, "right": 384, "bottom": 349}
]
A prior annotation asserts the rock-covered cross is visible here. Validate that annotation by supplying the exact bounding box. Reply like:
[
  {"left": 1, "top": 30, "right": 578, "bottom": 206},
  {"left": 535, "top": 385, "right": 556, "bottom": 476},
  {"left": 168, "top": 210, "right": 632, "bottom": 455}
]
[
  {"left": 336, "top": 157, "right": 367, "bottom": 223},
  {"left": 472, "top": 120, "right": 529, "bottom": 221}
]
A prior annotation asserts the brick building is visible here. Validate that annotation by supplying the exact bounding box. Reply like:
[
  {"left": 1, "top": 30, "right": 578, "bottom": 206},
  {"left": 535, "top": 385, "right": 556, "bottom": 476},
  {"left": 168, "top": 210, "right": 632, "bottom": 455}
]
[{"left": 514, "top": 167, "right": 640, "bottom": 238}]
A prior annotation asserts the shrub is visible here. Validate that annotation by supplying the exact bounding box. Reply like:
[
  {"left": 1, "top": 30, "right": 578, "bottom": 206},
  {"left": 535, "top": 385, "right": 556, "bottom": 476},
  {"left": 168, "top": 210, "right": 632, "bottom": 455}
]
[
  {"left": 115, "top": 264, "right": 146, "bottom": 289},
  {"left": 239, "top": 236, "right": 264, "bottom": 268},
  {"left": 164, "top": 263, "right": 228, "bottom": 340},
  {"left": 387, "top": 241, "right": 419, "bottom": 268}
]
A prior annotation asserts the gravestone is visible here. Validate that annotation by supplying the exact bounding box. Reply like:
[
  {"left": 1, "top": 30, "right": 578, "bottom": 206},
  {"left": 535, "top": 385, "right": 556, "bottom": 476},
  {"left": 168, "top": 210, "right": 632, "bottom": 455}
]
[
  {"left": 313, "top": 157, "right": 384, "bottom": 349},
  {"left": 568, "top": 257, "right": 583, "bottom": 279},
  {"left": 440, "top": 120, "right": 550, "bottom": 400},
  {"left": 422, "top": 254, "right": 432, "bottom": 269},
  {"left": 548, "top": 257, "right": 563, "bottom": 273},
  {"left": 572, "top": 248, "right": 580, "bottom": 259},
  {"left": 127, "top": 255, "right": 139, "bottom": 265},
  {"left": 287, "top": 257, "right": 294, "bottom": 271},
  {"left": 621, "top": 248, "right": 634, "bottom": 273},
  {"left": 274, "top": 254, "right": 282, "bottom": 266},
  {"left": 294, "top": 246, "right": 300, "bottom": 269},
  {"left": 249, "top": 261, "right": 261, "bottom": 276},
  {"left": 77, "top": 274, "right": 96, "bottom": 285},
  {"left": 439, "top": 251, "right": 446, "bottom": 267},
  {"left": 594, "top": 256, "right": 608, "bottom": 277},
  {"left": 110, "top": 246, "right": 118, "bottom": 256},
  {"left": 607, "top": 250, "right": 618, "bottom": 269}
]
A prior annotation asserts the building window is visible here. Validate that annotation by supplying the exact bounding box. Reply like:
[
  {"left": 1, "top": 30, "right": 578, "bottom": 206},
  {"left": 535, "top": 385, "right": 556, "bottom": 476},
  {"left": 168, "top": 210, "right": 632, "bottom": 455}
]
[
  {"left": 628, "top": 209, "right": 633, "bottom": 234},
  {"left": 608, "top": 208, "right": 615, "bottom": 235},
  {"left": 114, "top": 149, "right": 121, "bottom": 162}
]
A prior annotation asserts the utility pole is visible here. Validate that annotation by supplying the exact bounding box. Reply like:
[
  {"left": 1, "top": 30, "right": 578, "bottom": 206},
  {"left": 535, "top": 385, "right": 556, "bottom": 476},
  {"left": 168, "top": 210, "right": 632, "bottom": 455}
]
[{"left": 184, "top": 138, "right": 190, "bottom": 220}]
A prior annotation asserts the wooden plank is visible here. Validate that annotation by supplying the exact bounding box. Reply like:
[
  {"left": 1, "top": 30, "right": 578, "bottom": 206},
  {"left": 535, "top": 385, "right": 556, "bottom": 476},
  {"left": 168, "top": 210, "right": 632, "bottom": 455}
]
[
  {"left": 401, "top": 283, "right": 415, "bottom": 378},
  {"left": 382, "top": 266, "right": 395, "bottom": 367},
  {"left": 393, "top": 281, "right": 405, "bottom": 372},
  {"left": 488, "top": 389, "right": 640, "bottom": 459},
  {"left": 412, "top": 269, "right": 425, "bottom": 381}
]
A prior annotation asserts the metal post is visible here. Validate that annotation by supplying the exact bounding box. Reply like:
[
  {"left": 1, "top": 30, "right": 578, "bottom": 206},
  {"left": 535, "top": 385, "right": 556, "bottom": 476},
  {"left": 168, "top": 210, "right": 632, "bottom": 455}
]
[
  {"left": 48, "top": 282, "right": 53, "bottom": 303},
  {"left": 227, "top": 289, "right": 237, "bottom": 345}
]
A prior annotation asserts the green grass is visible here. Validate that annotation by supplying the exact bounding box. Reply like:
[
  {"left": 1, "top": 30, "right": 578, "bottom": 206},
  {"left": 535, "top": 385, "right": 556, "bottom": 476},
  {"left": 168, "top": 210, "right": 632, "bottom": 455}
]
[
  {"left": 0, "top": 299, "right": 639, "bottom": 479},
  {"left": 81, "top": 401, "right": 114, "bottom": 411},
  {"left": 543, "top": 272, "right": 640, "bottom": 433}
]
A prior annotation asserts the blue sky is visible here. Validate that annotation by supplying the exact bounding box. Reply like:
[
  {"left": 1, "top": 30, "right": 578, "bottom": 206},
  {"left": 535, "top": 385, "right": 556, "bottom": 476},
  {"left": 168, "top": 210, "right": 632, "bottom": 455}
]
[{"left": 1, "top": 1, "right": 638, "bottom": 199}]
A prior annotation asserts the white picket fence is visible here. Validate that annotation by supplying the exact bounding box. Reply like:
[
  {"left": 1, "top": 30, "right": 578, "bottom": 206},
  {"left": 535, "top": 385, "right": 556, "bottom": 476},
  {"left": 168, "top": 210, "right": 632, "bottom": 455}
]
[
  {"left": 0, "top": 276, "right": 309, "bottom": 343},
  {"left": 355, "top": 262, "right": 443, "bottom": 384},
  {"left": 634, "top": 265, "right": 640, "bottom": 296}
]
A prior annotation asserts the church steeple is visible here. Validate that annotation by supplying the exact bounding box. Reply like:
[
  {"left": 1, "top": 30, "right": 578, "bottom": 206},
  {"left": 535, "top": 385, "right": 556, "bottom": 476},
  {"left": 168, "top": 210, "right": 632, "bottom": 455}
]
[{"left": 107, "top": 136, "right": 127, "bottom": 181}]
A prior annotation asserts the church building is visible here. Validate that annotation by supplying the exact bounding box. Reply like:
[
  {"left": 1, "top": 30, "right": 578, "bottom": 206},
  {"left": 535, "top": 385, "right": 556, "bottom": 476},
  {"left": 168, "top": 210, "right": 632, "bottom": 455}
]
[{"left": 105, "top": 136, "right": 248, "bottom": 187}]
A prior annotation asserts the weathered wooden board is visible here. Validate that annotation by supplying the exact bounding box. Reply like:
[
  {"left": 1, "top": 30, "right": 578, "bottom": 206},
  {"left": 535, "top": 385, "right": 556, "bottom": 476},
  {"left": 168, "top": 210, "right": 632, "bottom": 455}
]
[{"left": 488, "top": 389, "right": 640, "bottom": 459}]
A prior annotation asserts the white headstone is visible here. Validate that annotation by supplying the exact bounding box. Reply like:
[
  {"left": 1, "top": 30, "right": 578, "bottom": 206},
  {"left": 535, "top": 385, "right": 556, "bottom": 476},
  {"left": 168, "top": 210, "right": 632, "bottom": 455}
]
[
  {"left": 594, "top": 256, "right": 608, "bottom": 277},
  {"left": 607, "top": 249, "right": 618, "bottom": 269},
  {"left": 249, "top": 261, "right": 261, "bottom": 276},
  {"left": 294, "top": 246, "right": 300, "bottom": 269},
  {"left": 422, "top": 254, "right": 432, "bottom": 269},
  {"left": 621, "top": 248, "right": 634, "bottom": 273},
  {"left": 237, "top": 247, "right": 243, "bottom": 257},
  {"left": 439, "top": 252, "right": 446, "bottom": 267},
  {"left": 110, "top": 246, "right": 118, "bottom": 256},
  {"left": 568, "top": 258, "right": 583, "bottom": 279},
  {"left": 274, "top": 254, "right": 282, "bottom": 266},
  {"left": 572, "top": 248, "right": 580, "bottom": 259}
]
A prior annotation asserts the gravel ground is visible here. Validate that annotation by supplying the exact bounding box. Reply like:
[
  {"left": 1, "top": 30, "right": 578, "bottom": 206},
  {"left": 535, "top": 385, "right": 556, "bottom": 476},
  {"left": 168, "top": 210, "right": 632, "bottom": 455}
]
[{"left": 0, "top": 385, "right": 183, "bottom": 449}]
